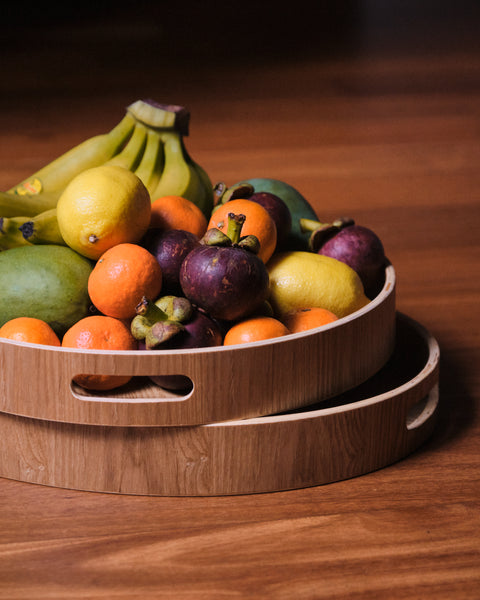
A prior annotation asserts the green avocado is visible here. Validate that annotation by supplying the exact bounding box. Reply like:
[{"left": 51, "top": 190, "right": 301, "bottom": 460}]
[
  {"left": 237, "top": 177, "right": 319, "bottom": 251},
  {"left": 0, "top": 244, "right": 93, "bottom": 337}
]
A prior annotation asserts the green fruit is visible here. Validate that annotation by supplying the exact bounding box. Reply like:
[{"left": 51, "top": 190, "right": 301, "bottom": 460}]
[
  {"left": 267, "top": 251, "right": 370, "bottom": 319},
  {"left": 0, "top": 245, "right": 93, "bottom": 336},
  {"left": 237, "top": 177, "right": 319, "bottom": 251}
]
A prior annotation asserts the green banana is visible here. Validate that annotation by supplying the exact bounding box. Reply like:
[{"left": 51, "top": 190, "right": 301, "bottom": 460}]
[
  {"left": 0, "top": 215, "right": 32, "bottom": 250},
  {"left": 105, "top": 121, "right": 148, "bottom": 171},
  {"left": 9, "top": 112, "right": 136, "bottom": 197},
  {"left": 18, "top": 208, "right": 65, "bottom": 246},
  {"left": 133, "top": 127, "right": 165, "bottom": 197}
]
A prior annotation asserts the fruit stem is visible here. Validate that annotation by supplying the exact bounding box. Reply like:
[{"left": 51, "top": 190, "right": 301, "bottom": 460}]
[
  {"left": 300, "top": 217, "right": 355, "bottom": 233},
  {"left": 135, "top": 296, "right": 169, "bottom": 323},
  {"left": 226, "top": 213, "right": 246, "bottom": 245}
]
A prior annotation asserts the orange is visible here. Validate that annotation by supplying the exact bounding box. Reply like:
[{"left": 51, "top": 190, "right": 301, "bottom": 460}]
[
  {"left": 281, "top": 307, "right": 339, "bottom": 333},
  {"left": 208, "top": 199, "right": 277, "bottom": 263},
  {"left": 223, "top": 316, "right": 290, "bottom": 346},
  {"left": 88, "top": 243, "right": 162, "bottom": 320},
  {"left": 0, "top": 317, "right": 61, "bottom": 346},
  {"left": 150, "top": 195, "right": 208, "bottom": 238},
  {"left": 62, "top": 315, "right": 137, "bottom": 391}
]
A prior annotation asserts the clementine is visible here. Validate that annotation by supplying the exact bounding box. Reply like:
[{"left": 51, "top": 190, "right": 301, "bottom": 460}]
[
  {"left": 88, "top": 243, "right": 162, "bottom": 320},
  {"left": 281, "top": 307, "right": 339, "bottom": 333},
  {"left": 223, "top": 316, "right": 290, "bottom": 346},
  {"left": 0, "top": 317, "right": 61, "bottom": 346},
  {"left": 62, "top": 315, "right": 137, "bottom": 390},
  {"left": 150, "top": 195, "right": 208, "bottom": 238}
]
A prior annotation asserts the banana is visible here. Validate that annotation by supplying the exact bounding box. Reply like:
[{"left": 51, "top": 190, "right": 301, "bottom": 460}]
[
  {"left": 182, "top": 145, "right": 214, "bottom": 218},
  {"left": 105, "top": 121, "right": 148, "bottom": 171},
  {"left": 0, "top": 216, "right": 32, "bottom": 250},
  {"left": 126, "top": 100, "right": 213, "bottom": 216},
  {"left": 0, "top": 189, "right": 60, "bottom": 218},
  {"left": 149, "top": 130, "right": 204, "bottom": 206},
  {"left": 9, "top": 111, "right": 136, "bottom": 197},
  {"left": 18, "top": 208, "right": 65, "bottom": 246},
  {"left": 1, "top": 110, "right": 137, "bottom": 218},
  {"left": 133, "top": 127, "right": 165, "bottom": 197}
]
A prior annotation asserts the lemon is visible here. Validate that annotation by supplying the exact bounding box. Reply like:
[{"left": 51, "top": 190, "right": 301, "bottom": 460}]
[
  {"left": 56, "top": 165, "right": 151, "bottom": 260},
  {"left": 267, "top": 251, "right": 370, "bottom": 319}
]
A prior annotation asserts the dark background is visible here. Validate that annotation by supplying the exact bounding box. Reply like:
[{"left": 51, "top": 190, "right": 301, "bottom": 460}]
[
  {"left": 3, "top": 1, "right": 480, "bottom": 63},
  {"left": 1, "top": 1, "right": 479, "bottom": 124}
]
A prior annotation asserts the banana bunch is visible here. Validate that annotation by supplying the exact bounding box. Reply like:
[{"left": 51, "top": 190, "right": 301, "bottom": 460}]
[{"left": 0, "top": 100, "right": 214, "bottom": 251}]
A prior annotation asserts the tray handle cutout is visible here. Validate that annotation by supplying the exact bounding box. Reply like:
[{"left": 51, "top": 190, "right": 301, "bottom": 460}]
[
  {"left": 69, "top": 373, "right": 195, "bottom": 404},
  {"left": 406, "top": 384, "right": 439, "bottom": 430}
]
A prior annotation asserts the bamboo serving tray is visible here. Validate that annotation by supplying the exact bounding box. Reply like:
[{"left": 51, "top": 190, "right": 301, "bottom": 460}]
[
  {"left": 0, "top": 312, "right": 439, "bottom": 495},
  {"left": 0, "top": 265, "right": 396, "bottom": 427}
]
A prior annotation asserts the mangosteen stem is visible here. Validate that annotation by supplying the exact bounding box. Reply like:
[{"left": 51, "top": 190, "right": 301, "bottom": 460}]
[
  {"left": 135, "top": 296, "right": 169, "bottom": 323},
  {"left": 300, "top": 217, "right": 355, "bottom": 233},
  {"left": 226, "top": 213, "right": 246, "bottom": 244}
]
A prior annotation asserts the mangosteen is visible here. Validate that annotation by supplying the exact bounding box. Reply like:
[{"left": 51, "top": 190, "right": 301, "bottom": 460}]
[
  {"left": 142, "top": 228, "right": 200, "bottom": 295},
  {"left": 180, "top": 213, "right": 270, "bottom": 321}
]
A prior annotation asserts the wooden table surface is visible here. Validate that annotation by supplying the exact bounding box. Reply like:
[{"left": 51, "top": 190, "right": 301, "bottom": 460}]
[{"left": 0, "top": 3, "right": 479, "bottom": 598}]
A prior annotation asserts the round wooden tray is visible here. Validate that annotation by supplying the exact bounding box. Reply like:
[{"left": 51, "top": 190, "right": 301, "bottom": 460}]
[
  {"left": 0, "top": 265, "right": 396, "bottom": 427},
  {"left": 0, "top": 311, "right": 439, "bottom": 496}
]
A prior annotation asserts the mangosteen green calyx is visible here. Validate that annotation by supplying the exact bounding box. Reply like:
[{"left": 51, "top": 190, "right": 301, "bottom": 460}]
[
  {"left": 131, "top": 295, "right": 191, "bottom": 349},
  {"left": 180, "top": 212, "right": 270, "bottom": 321}
]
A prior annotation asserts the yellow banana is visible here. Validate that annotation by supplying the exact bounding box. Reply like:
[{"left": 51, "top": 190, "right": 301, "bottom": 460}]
[
  {"left": 0, "top": 216, "right": 32, "bottom": 250},
  {"left": 1, "top": 110, "right": 137, "bottom": 218},
  {"left": 105, "top": 121, "right": 148, "bottom": 171},
  {"left": 133, "top": 127, "right": 165, "bottom": 197},
  {"left": 18, "top": 208, "right": 65, "bottom": 246},
  {"left": 125, "top": 101, "right": 213, "bottom": 216},
  {"left": 182, "top": 145, "right": 214, "bottom": 218},
  {"left": 150, "top": 130, "right": 205, "bottom": 207},
  {"left": 9, "top": 111, "right": 136, "bottom": 197},
  {"left": 0, "top": 190, "right": 60, "bottom": 218}
]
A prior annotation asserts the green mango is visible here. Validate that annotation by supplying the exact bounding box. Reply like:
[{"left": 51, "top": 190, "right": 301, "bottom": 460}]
[
  {"left": 237, "top": 177, "right": 319, "bottom": 251},
  {"left": 0, "top": 244, "right": 93, "bottom": 337}
]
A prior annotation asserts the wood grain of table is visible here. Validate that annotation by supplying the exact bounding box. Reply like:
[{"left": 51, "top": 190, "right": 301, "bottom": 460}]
[{"left": 0, "top": 4, "right": 479, "bottom": 598}]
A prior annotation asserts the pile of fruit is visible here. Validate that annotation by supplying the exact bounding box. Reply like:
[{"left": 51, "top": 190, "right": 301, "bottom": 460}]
[{"left": 0, "top": 100, "right": 387, "bottom": 393}]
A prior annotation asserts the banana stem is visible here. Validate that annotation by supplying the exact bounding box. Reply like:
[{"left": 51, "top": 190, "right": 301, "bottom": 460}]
[{"left": 127, "top": 100, "right": 190, "bottom": 135}]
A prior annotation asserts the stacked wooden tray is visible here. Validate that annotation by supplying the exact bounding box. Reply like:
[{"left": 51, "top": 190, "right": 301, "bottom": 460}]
[{"left": 0, "top": 264, "right": 440, "bottom": 495}]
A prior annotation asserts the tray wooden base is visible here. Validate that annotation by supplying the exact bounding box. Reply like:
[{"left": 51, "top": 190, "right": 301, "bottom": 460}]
[{"left": 0, "top": 312, "right": 439, "bottom": 496}]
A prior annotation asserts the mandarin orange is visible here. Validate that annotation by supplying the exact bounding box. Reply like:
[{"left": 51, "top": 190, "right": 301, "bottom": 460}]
[
  {"left": 223, "top": 316, "right": 290, "bottom": 346},
  {"left": 150, "top": 195, "right": 208, "bottom": 238},
  {"left": 0, "top": 317, "right": 61, "bottom": 346},
  {"left": 281, "top": 307, "right": 339, "bottom": 333},
  {"left": 88, "top": 243, "right": 162, "bottom": 320},
  {"left": 62, "top": 315, "right": 137, "bottom": 390}
]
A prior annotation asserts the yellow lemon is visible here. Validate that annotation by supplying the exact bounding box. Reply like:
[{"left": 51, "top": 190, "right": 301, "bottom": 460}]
[
  {"left": 267, "top": 251, "right": 370, "bottom": 319},
  {"left": 56, "top": 165, "right": 151, "bottom": 260}
]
